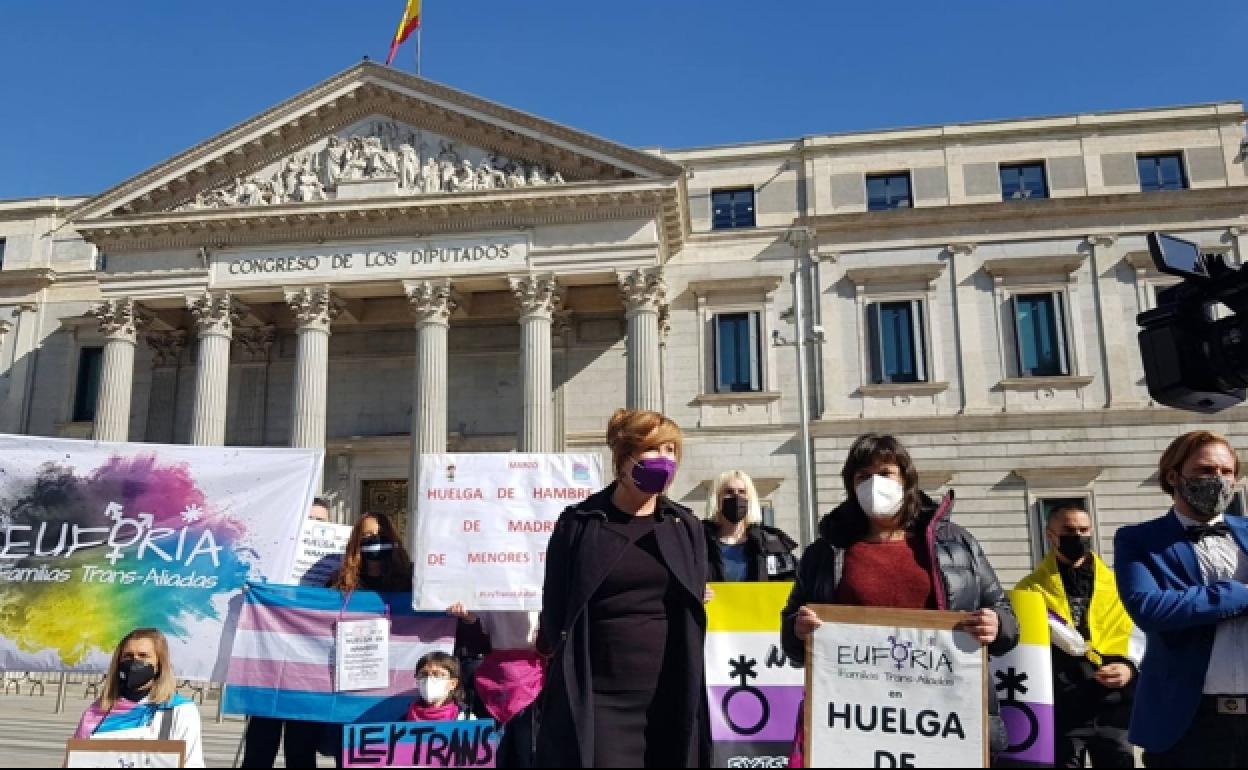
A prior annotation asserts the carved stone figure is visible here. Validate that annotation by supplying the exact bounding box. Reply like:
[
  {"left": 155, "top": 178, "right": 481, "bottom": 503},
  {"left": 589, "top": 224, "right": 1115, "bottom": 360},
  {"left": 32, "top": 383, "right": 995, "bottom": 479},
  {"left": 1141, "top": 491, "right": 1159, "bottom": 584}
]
[
  {"left": 341, "top": 138, "right": 367, "bottom": 181},
  {"left": 439, "top": 160, "right": 458, "bottom": 192},
  {"left": 237, "top": 177, "right": 263, "bottom": 205},
  {"left": 528, "top": 166, "right": 548, "bottom": 187},
  {"left": 506, "top": 165, "right": 527, "bottom": 189},
  {"left": 398, "top": 143, "right": 420, "bottom": 189},
  {"left": 295, "top": 166, "right": 326, "bottom": 202},
  {"left": 549, "top": 171, "right": 566, "bottom": 185},
  {"left": 420, "top": 157, "right": 440, "bottom": 193},
  {"left": 321, "top": 136, "right": 347, "bottom": 187},
  {"left": 457, "top": 160, "right": 479, "bottom": 192},
  {"left": 364, "top": 137, "right": 398, "bottom": 179}
]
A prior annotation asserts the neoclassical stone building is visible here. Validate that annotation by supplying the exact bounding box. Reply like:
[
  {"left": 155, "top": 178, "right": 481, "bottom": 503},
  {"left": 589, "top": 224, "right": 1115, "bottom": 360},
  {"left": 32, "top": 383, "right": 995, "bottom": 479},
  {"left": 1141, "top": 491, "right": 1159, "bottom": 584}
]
[{"left": 0, "top": 63, "right": 1245, "bottom": 582}]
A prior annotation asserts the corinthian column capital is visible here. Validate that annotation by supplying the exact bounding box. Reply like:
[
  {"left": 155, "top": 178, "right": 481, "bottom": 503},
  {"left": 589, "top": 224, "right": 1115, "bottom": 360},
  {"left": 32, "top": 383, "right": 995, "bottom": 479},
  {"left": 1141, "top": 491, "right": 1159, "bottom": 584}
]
[
  {"left": 509, "top": 273, "right": 562, "bottom": 321},
  {"left": 89, "top": 298, "right": 149, "bottom": 342},
  {"left": 617, "top": 268, "right": 667, "bottom": 316},
  {"left": 404, "top": 279, "right": 458, "bottom": 325},
  {"left": 285, "top": 286, "right": 343, "bottom": 332},
  {"left": 187, "top": 292, "right": 245, "bottom": 337}
]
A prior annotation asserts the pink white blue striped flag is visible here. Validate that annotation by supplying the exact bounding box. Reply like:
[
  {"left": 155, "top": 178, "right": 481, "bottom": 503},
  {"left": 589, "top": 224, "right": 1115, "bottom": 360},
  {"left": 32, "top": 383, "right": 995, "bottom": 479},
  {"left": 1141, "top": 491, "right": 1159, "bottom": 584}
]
[{"left": 223, "top": 582, "right": 456, "bottom": 723}]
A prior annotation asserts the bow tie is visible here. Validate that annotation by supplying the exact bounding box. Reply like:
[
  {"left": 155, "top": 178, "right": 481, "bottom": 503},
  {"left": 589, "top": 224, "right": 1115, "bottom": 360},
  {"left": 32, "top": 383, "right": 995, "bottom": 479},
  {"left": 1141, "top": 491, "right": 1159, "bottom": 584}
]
[{"left": 1186, "top": 523, "right": 1232, "bottom": 542}]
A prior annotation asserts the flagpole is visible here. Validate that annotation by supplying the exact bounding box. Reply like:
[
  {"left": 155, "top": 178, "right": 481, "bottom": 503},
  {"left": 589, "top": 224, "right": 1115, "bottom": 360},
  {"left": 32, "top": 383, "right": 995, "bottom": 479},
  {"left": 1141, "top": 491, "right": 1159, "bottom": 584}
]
[{"left": 416, "top": 25, "right": 422, "bottom": 76}]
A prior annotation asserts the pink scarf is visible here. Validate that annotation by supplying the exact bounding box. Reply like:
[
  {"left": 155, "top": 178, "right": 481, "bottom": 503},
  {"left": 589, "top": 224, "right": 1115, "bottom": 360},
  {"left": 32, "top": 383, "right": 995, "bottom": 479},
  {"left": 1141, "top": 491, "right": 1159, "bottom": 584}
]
[
  {"left": 73, "top": 698, "right": 138, "bottom": 739},
  {"left": 405, "top": 700, "right": 461, "bottom": 722},
  {"left": 472, "top": 649, "right": 545, "bottom": 725}
]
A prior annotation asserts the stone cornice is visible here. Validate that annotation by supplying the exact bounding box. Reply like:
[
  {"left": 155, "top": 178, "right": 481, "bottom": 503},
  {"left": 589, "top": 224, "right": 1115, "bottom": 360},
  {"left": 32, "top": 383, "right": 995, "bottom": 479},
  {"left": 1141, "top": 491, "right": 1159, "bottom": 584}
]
[
  {"left": 75, "top": 179, "right": 680, "bottom": 255},
  {"left": 0, "top": 268, "right": 57, "bottom": 289},
  {"left": 844, "top": 262, "right": 947, "bottom": 287},
  {"left": 808, "top": 186, "right": 1248, "bottom": 236},
  {"left": 68, "top": 62, "right": 684, "bottom": 223}
]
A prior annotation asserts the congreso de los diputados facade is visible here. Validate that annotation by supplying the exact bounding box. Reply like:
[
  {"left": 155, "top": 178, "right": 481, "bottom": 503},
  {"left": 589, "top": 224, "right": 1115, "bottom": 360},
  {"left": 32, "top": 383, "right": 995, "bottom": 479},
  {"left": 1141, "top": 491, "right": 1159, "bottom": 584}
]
[{"left": 1, "top": 61, "right": 1246, "bottom": 582}]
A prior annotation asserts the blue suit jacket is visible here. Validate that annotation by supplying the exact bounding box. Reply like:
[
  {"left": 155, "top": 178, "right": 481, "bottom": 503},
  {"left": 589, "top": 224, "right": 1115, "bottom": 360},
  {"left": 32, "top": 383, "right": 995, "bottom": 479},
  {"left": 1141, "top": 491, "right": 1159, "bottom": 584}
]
[{"left": 1114, "top": 511, "right": 1248, "bottom": 753}]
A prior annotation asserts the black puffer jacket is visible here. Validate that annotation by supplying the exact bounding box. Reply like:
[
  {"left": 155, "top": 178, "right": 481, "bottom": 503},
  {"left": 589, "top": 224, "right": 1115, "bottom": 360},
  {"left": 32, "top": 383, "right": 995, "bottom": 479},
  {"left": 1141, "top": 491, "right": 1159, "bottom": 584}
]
[
  {"left": 780, "top": 490, "right": 1020, "bottom": 735},
  {"left": 703, "top": 521, "right": 799, "bottom": 582}
]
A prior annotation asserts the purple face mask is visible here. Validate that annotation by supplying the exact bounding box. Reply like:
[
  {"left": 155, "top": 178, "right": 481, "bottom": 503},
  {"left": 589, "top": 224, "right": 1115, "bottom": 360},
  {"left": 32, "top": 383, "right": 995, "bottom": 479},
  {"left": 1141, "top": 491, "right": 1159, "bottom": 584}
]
[{"left": 630, "top": 456, "right": 677, "bottom": 495}]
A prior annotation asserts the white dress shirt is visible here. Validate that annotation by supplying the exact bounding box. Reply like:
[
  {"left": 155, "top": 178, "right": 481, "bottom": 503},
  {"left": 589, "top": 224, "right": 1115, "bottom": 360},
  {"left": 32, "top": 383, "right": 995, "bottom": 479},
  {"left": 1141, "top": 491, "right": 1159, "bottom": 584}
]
[{"left": 1173, "top": 509, "right": 1248, "bottom": 695}]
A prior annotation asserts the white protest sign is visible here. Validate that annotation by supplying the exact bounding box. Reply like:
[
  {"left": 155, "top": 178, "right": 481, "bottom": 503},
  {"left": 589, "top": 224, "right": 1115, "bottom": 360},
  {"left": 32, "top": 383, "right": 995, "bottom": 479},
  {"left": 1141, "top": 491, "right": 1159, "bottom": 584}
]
[
  {"left": 807, "top": 607, "right": 986, "bottom": 768},
  {"left": 65, "top": 739, "right": 185, "bottom": 768},
  {"left": 414, "top": 453, "right": 603, "bottom": 611},
  {"left": 335, "top": 617, "right": 391, "bottom": 692},
  {"left": 289, "top": 520, "right": 353, "bottom": 587}
]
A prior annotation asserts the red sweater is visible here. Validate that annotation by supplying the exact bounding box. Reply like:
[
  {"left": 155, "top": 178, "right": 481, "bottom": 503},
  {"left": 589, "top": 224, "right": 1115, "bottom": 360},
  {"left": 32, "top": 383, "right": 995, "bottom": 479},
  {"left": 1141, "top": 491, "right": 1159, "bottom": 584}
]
[{"left": 833, "top": 537, "right": 936, "bottom": 609}]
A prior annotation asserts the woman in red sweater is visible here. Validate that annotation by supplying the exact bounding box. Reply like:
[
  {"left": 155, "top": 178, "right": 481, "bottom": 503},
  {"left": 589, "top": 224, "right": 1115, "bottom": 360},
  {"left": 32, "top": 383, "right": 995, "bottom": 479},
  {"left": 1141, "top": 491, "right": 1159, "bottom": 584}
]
[{"left": 780, "top": 433, "right": 1020, "bottom": 759}]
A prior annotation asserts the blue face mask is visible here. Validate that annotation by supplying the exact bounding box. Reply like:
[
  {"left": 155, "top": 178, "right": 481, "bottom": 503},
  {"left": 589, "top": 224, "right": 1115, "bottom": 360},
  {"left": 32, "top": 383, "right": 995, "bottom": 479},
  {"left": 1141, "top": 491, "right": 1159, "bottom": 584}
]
[{"left": 631, "top": 456, "right": 677, "bottom": 495}]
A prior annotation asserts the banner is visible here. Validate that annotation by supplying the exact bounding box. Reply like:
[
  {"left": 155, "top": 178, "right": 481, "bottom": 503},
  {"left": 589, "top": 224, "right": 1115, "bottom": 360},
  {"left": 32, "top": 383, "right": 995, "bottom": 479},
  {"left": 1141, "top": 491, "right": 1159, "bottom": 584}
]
[
  {"left": 289, "top": 519, "right": 352, "bottom": 586},
  {"left": 414, "top": 453, "right": 603, "bottom": 611},
  {"left": 0, "top": 435, "right": 319, "bottom": 681},
  {"left": 222, "top": 582, "right": 455, "bottom": 723},
  {"left": 343, "top": 721, "right": 500, "bottom": 768},
  {"left": 807, "top": 607, "right": 987, "bottom": 768},
  {"left": 704, "top": 582, "right": 801, "bottom": 768},
  {"left": 991, "top": 591, "right": 1055, "bottom": 766}
]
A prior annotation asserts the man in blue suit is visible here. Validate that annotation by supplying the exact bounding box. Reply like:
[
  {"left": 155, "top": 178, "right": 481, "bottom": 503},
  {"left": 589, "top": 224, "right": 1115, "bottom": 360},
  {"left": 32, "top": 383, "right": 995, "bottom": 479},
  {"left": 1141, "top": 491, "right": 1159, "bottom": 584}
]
[{"left": 1115, "top": 430, "right": 1248, "bottom": 768}]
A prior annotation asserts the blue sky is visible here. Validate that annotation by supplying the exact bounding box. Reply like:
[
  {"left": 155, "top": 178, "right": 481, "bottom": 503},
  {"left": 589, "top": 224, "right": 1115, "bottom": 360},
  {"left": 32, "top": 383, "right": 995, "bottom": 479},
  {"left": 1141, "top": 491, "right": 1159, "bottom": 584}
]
[{"left": 1, "top": 0, "right": 1244, "bottom": 199}]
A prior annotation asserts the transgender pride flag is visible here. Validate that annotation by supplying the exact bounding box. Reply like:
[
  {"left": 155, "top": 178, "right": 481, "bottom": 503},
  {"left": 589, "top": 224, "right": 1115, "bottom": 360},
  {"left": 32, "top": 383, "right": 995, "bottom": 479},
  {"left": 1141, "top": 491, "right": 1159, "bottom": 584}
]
[{"left": 223, "top": 582, "right": 456, "bottom": 723}]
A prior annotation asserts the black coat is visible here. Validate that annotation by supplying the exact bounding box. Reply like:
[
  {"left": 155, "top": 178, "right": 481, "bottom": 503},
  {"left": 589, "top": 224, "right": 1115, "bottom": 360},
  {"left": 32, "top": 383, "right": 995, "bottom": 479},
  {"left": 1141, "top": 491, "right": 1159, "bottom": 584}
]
[
  {"left": 703, "top": 521, "right": 799, "bottom": 582},
  {"left": 780, "top": 491, "right": 1020, "bottom": 736},
  {"left": 536, "top": 485, "right": 712, "bottom": 768}
]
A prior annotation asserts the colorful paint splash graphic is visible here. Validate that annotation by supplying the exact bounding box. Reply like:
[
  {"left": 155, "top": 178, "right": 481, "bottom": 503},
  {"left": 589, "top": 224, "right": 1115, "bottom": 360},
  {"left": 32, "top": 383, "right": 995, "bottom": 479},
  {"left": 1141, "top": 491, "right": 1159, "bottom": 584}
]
[{"left": 0, "top": 454, "right": 252, "bottom": 665}]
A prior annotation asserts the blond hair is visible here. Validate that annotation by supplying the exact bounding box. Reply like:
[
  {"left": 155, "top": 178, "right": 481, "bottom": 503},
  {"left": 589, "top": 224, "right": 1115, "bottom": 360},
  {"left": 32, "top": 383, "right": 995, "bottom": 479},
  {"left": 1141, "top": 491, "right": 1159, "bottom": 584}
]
[
  {"left": 706, "top": 470, "right": 763, "bottom": 525},
  {"left": 605, "top": 409, "right": 684, "bottom": 479},
  {"left": 1159, "top": 430, "right": 1240, "bottom": 496},
  {"left": 100, "top": 628, "right": 177, "bottom": 710}
]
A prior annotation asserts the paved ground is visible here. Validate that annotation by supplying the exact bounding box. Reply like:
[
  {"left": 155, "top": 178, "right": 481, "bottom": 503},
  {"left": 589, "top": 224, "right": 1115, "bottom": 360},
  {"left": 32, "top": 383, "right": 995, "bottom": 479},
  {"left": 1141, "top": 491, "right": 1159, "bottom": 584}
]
[{"left": 0, "top": 681, "right": 333, "bottom": 767}]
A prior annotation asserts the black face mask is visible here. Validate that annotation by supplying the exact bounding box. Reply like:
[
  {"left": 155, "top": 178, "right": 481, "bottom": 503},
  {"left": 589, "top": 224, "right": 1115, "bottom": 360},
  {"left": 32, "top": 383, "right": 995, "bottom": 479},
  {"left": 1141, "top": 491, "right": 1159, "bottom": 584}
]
[
  {"left": 360, "top": 535, "right": 395, "bottom": 563},
  {"left": 118, "top": 659, "right": 157, "bottom": 701},
  {"left": 1056, "top": 534, "right": 1093, "bottom": 563},
  {"left": 720, "top": 495, "right": 749, "bottom": 524}
]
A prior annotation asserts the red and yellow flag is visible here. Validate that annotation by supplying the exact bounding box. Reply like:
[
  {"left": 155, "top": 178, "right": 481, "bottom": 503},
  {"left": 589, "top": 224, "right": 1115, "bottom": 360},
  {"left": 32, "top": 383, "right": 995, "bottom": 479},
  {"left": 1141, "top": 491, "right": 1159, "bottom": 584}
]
[{"left": 385, "top": 0, "right": 422, "bottom": 65}]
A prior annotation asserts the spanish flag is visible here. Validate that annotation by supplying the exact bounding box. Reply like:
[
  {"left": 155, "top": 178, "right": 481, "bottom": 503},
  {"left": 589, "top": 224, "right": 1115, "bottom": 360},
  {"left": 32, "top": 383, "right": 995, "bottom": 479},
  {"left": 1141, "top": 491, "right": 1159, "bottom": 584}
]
[{"left": 385, "top": 0, "right": 422, "bottom": 66}]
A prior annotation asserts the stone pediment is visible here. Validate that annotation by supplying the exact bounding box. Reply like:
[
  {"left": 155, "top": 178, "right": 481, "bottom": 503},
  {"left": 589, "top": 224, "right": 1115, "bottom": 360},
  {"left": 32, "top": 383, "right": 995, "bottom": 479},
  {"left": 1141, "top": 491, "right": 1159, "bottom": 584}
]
[
  {"left": 70, "top": 62, "right": 686, "bottom": 225},
  {"left": 172, "top": 116, "right": 573, "bottom": 211}
]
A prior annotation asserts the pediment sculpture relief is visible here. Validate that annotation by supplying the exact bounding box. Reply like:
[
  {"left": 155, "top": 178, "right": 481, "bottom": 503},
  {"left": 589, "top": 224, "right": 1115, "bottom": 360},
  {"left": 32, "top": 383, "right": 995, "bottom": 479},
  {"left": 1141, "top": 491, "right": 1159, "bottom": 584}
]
[{"left": 174, "top": 118, "right": 567, "bottom": 211}]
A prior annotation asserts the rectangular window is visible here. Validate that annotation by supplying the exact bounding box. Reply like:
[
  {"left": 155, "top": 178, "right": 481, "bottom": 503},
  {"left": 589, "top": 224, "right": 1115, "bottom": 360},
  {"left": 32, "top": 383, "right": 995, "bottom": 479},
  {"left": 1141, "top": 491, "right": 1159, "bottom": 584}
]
[
  {"left": 866, "top": 172, "right": 913, "bottom": 211},
  {"left": 0, "top": 238, "right": 6, "bottom": 270},
  {"left": 1000, "top": 162, "right": 1049, "bottom": 200},
  {"left": 714, "top": 311, "right": 763, "bottom": 392},
  {"left": 867, "top": 300, "right": 926, "bottom": 383},
  {"left": 711, "top": 188, "right": 756, "bottom": 230},
  {"left": 1013, "top": 292, "right": 1070, "bottom": 377},
  {"left": 1137, "top": 153, "right": 1187, "bottom": 192},
  {"left": 72, "top": 347, "right": 104, "bottom": 423}
]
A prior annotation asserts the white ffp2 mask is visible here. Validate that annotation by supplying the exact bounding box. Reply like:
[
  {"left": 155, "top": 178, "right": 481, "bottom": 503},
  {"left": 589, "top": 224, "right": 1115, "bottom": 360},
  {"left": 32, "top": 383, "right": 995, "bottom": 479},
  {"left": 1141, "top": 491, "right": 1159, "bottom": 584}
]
[
  {"left": 418, "top": 677, "right": 453, "bottom": 705},
  {"left": 855, "top": 475, "right": 905, "bottom": 518}
]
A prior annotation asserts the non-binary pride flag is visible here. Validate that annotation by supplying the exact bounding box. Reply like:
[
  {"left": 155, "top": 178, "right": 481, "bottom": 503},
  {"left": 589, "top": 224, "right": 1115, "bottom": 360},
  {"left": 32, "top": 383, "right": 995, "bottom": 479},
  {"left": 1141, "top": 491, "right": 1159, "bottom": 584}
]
[
  {"left": 990, "top": 590, "right": 1056, "bottom": 766},
  {"left": 223, "top": 582, "right": 456, "bottom": 724},
  {"left": 385, "top": 0, "right": 422, "bottom": 65},
  {"left": 704, "top": 582, "right": 802, "bottom": 768}
]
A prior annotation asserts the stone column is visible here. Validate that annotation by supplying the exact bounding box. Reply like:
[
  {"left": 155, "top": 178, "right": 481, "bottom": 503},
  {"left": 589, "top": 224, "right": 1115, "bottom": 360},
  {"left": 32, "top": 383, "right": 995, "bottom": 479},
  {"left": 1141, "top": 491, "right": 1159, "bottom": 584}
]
[
  {"left": 143, "top": 330, "right": 187, "bottom": 443},
  {"left": 285, "top": 287, "right": 342, "bottom": 450},
  {"left": 187, "top": 292, "right": 241, "bottom": 446},
  {"left": 88, "top": 298, "right": 147, "bottom": 442},
  {"left": 404, "top": 279, "right": 457, "bottom": 544},
  {"left": 509, "top": 274, "right": 561, "bottom": 452},
  {"left": 617, "top": 268, "right": 667, "bottom": 412}
]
